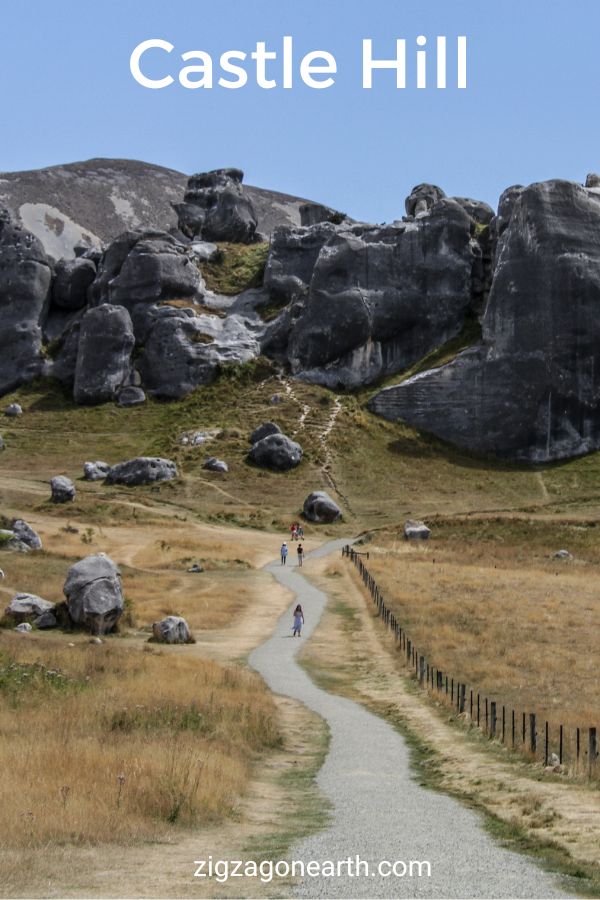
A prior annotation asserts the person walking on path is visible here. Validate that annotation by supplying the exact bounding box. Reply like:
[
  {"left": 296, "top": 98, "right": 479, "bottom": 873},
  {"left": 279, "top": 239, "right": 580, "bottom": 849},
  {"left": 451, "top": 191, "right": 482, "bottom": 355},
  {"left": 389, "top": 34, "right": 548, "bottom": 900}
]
[
  {"left": 281, "top": 542, "right": 289, "bottom": 565},
  {"left": 297, "top": 524, "right": 304, "bottom": 539},
  {"left": 297, "top": 543, "right": 304, "bottom": 567},
  {"left": 290, "top": 523, "right": 297, "bottom": 541},
  {"left": 292, "top": 604, "right": 304, "bottom": 636}
]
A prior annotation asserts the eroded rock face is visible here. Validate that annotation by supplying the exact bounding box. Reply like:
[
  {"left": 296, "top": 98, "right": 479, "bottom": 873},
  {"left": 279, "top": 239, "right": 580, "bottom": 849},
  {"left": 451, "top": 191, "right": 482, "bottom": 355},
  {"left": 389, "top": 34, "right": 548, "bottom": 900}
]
[
  {"left": 138, "top": 309, "right": 261, "bottom": 399},
  {"left": 303, "top": 491, "right": 341, "bottom": 523},
  {"left": 0, "top": 208, "right": 51, "bottom": 396},
  {"left": 105, "top": 457, "right": 177, "bottom": 485},
  {"left": 64, "top": 553, "right": 123, "bottom": 634},
  {"left": 117, "top": 386, "right": 146, "bottom": 407},
  {"left": 369, "top": 180, "right": 600, "bottom": 462},
  {"left": 73, "top": 305, "right": 135, "bottom": 404},
  {"left": 175, "top": 168, "right": 258, "bottom": 244},
  {"left": 5, "top": 593, "right": 55, "bottom": 622},
  {"left": 52, "top": 258, "right": 96, "bottom": 310},
  {"left": 89, "top": 231, "right": 201, "bottom": 311},
  {"left": 263, "top": 201, "right": 480, "bottom": 389},
  {"left": 248, "top": 433, "right": 303, "bottom": 471}
]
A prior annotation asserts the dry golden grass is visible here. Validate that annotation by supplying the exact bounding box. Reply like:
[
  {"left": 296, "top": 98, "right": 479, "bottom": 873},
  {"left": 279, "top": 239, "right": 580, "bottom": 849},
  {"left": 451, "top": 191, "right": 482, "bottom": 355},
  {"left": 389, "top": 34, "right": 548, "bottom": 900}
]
[
  {"left": 360, "top": 518, "right": 600, "bottom": 735},
  {"left": 0, "top": 633, "right": 280, "bottom": 849}
]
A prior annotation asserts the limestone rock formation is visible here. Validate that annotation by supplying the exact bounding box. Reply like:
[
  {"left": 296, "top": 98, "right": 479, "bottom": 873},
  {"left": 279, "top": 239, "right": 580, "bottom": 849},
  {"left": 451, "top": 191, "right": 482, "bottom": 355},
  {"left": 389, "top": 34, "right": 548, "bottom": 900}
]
[
  {"left": 52, "top": 258, "right": 96, "bottom": 310},
  {"left": 64, "top": 553, "right": 123, "bottom": 634},
  {"left": 250, "top": 422, "right": 282, "bottom": 445},
  {"left": 4, "top": 403, "right": 22, "bottom": 417},
  {"left": 11, "top": 519, "right": 42, "bottom": 550},
  {"left": 370, "top": 180, "right": 600, "bottom": 462},
  {"left": 248, "top": 433, "right": 303, "bottom": 471},
  {"left": 73, "top": 305, "right": 135, "bottom": 404},
  {"left": 51, "top": 476, "right": 76, "bottom": 503},
  {"left": 117, "top": 385, "right": 146, "bottom": 407},
  {"left": 175, "top": 168, "right": 258, "bottom": 243},
  {"left": 404, "top": 520, "right": 431, "bottom": 541},
  {"left": 151, "top": 615, "right": 194, "bottom": 644},
  {"left": 203, "top": 457, "right": 228, "bottom": 473},
  {"left": 5, "top": 593, "right": 56, "bottom": 622},
  {"left": 83, "top": 461, "right": 111, "bottom": 481},
  {"left": 0, "top": 208, "right": 52, "bottom": 396},
  {"left": 105, "top": 457, "right": 177, "bottom": 486},
  {"left": 303, "top": 491, "right": 341, "bottom": 523}
]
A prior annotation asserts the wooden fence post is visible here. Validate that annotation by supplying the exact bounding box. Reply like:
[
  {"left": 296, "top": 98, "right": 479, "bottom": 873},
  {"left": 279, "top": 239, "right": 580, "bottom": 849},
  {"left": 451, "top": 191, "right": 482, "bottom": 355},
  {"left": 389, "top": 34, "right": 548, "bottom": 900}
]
[
  {"left": 419, "top": 656, "right": 425, "bottom": 685},
  {"left": 522, "top": 712, "right": 526, "bottom": 745},
  {"left": 459, "top": 684, "right": 466, "bottom": 714},
  {"left": 559, "top": 725, "right": 563, "bottom": 765},
  {"left": 530, "top": 714, "right": 537, "bottom": 755},
  {"left": 470, "top": 689, "right": 473, "bottom": 719},
  {"left": 477, "top": 693, "right": 480, "bottom": 727},
  {"left": 544, "top": 721, "right": 549, "bottom": 766},
  {"left": 502, "top": 706, "right": 506, "bottom": 743},
  {"left": 577, "top": 727, "right": 580, "bottom": 763},
  {"left": 589, "top": 728, "right": 597, "bottom": 775},
  {"left": 490, "top": 702, "right": 497, "bottom": 738},
  {"left": 512, "top": 709, "right": 515, "bottom": 748}
]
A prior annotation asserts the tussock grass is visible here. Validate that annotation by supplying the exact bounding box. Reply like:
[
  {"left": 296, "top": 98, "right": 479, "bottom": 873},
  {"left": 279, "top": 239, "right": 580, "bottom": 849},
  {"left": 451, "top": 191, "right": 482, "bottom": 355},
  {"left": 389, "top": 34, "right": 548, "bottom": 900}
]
[
  {"left": 0, "top": 634, "right": 280, "bottom": 847},
  {"left": 202, "top": 242, "right": 269, "bottom": 295},
  {"left": 363, "top": 517, "right": 600, "bottom": 728}
]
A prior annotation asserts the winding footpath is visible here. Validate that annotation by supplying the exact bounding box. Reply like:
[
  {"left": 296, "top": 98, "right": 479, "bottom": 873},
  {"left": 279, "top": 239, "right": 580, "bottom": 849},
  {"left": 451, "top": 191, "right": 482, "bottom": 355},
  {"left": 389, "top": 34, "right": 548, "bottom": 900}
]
[{"left": 249, "top": 540, "right": 571, "bottom": 899}]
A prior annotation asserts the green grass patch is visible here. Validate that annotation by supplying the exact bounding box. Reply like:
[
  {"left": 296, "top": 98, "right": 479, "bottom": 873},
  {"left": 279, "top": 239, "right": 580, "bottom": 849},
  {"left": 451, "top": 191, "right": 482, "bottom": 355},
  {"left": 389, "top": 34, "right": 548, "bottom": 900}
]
[{"left": 203, "top": 242, "right": 269, "bottom": 295}]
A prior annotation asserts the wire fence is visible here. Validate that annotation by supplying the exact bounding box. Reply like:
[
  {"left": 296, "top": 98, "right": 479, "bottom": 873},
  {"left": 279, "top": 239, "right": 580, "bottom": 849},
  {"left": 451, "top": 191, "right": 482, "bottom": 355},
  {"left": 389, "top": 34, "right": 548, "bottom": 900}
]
[{"left": 342, "top": 545, "right": 599, "bottom": 779}]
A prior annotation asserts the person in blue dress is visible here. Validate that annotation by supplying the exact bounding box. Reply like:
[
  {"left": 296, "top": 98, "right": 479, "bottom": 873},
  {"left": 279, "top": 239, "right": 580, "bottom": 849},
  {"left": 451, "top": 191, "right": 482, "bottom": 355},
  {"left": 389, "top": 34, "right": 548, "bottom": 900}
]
[{"left": 292, "top": 604, "right": 304, "bottom": 637}]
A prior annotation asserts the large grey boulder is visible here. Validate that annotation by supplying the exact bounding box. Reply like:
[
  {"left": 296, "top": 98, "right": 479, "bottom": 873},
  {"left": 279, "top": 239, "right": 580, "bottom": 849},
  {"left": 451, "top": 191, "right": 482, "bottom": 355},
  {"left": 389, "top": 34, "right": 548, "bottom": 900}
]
[
  {"left": 11, "top": 519, "right": 42, "bottom": 550},
  {"left": 83, "top": 460, "right": 111, "bottom": 481},
  {"left": 5, "top": 593, "right": 56, "bottom": 622},
  {"left": 73, "top": 305, "right": 135, "bottom": 404},
  {"left": 63, "top": 552, "right": 124, "bottom": 634},
  {"left": 5, "top": 403, "right": 23, "bottom": 417},
  {"left": 89, "top": 230, "right": 201, "bottom": 312},
  {"left": 51, "top": 476, "right": 76, "bottom": 503},
  {"left": 175, "top": 168, "right": 258, "bottom": 244},
  {"left": 250, "top": 422, "right": 282, "bottom": 445},
  {"left": 203, "top": 457, "right": 229, "bottom": 473},
  {"left": 303, "top": 491, "right": 341, "bottom": 523},
  {"left": 405, "top": 183, "right": 446, "bottom": 218},
  {"left": 52, "top": 257, "right": 96, "bottom": 310},
  {"left": 0, "top": 208, "right": 52, "bottom": 397},
  {"left": 263, "top": 200, "right": 479, "bottom": 389},
  {"left": 105, "top": 457, "right": 177, "bottom": 486},
  {"left": 248, "top": 433, "right": 303, "bottom": 471},
  {"left": 369, "top": 180, "right": 600, "bottom": 462},
  {"left": 137, "top": 309, "right": 261, "bottom": 399},
  {"left": 34, "top": 611, "right": 58, "bottom": 629},
  {"left": 151, "top": 615, "right": 193, "bottom": 644}
]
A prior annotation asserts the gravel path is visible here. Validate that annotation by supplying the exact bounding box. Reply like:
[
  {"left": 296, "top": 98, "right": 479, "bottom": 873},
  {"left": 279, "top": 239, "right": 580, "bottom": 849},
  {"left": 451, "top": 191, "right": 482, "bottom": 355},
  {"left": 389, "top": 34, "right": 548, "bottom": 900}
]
[{"left": 249, "top": 540, "right": 571, "bottom": 899}]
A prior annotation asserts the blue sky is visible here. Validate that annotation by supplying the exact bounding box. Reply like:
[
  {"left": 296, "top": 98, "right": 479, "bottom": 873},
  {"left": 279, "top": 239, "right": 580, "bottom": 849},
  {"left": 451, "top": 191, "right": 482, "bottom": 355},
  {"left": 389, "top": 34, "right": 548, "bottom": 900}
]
[{"left": 1, "top": 0, "right": 599, "bottom": 222}]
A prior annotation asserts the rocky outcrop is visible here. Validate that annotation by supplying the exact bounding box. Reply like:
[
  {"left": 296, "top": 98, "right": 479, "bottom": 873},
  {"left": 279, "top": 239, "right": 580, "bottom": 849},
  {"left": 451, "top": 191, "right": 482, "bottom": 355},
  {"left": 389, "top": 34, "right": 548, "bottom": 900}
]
[
  {"left": 51, "top": 476, "right": 76, "bottom": 503},
  {"left": 117, "top": 386, "right": 146, "bottom": 407},
  {"left": 151, "top": 615, "right": 194, "bottom": 644},
  {"left": 263, "top": 199, "right": 482, "bottom": 389},
  {"left": 369, "top": 180, "right": 600, "bottom": 462},
  {"left": 89, "top": 231, "right": 201, "bottom": 312},
  {"left": 73, "top": 305, "right": 134, "bottom": 403},
  {"left": 11, "top": 520, "right": 42, "bottom": 550},
  {"left": 63, "top": 552, "right": 123, "bottom": 634},
  {"left": 137, "top": 308, "right": 261, "bottom": 398},
  {"left": 0, "top": 208, "right": 51, "bottom": 396},
  {"left": 105, "top": 457, "right": 177, "bottom": 486},
  {"left": 404, "top": 520, "right": 431, "bottom": 540},
  {"left": 248, "top": 433, "right": 303, "bottom": 471},
  {"left": 175, "top": 168, "right": 258, "bottom": 243},
  {"left": 203, "top": 457, "right": 228, "bottom": 473},
  {"left": 303, "top": 491, "right": 341, "bottom": 523},
  {"left": 52, "top": 258, "right": 96, "bottom": 310}
]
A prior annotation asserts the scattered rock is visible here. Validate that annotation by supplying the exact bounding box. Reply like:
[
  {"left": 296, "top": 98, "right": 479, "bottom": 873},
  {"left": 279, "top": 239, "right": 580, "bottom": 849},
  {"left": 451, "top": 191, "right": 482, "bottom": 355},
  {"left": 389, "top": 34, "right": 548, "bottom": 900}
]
[
  {"left": 151, "top": 615, "right": 194, "bottom": 644},
  {"left": 63, "top": 552, "right": 124, "bottom": 634},
  {"left": 73, "top": 305, "right": 135, "bottom": 404},
  {"left": 248, "top": 433, "right": 303, "bottom": 471},
  {"left": 117, "top": 385, "right": 146, "bottom": 407},
  {"left": 188, "top": 563, "right": 204, "bottom": 574},
  {"left": 105, "top": 457, "right": 177, "bottom": 486},
  {"left": 14, "top": 622, "right": 32, "bottom": 633},
  {"left": 5, "top": 403, "right": 23, "bottom": 417},
  {"left": 190, "top": 240, "right": 219, "bottom": 261},
  {"left": 548, "top": 753, "right": 561, "bottom": 767},
  {"left": 11, "top": 519, "right": 42, "bottom": 550},
  {"left": 34, "top": 611, "right": 58, "bottom": 629},
  {"left": 180, "top": 429, "right": 219, "bottom": 446},
  {"left": 203, "top": 457, "right": 229, "bottom": 473},
  {"left": 175, "top": 168, "right": 258, "bottom": 244},
  {"left": 83, "top": 460, "right": 111, "bottom": 481},
  {"left": 404, "top": 520, "right": 431, "bottom": 541},
  {"left": 303, "top": 491, "right": 342, "bottom": 523},
  {"left": 553, "top": 549, "right": 573, "bottom": 560},
  {"left": 269, "top": 393, "right": 283, "bottom": 405},
  {"left": 250, "top": 422, "right": 282, "bottom": 445},
  {"left": 89, "top": 636, "right": 103, "bottom": 645},
  {"left": 51, "top": 476, "right": 76, "bottom": 503},
  {"left": 5, "top": 593, "right": 56, "bottom": 622}
]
